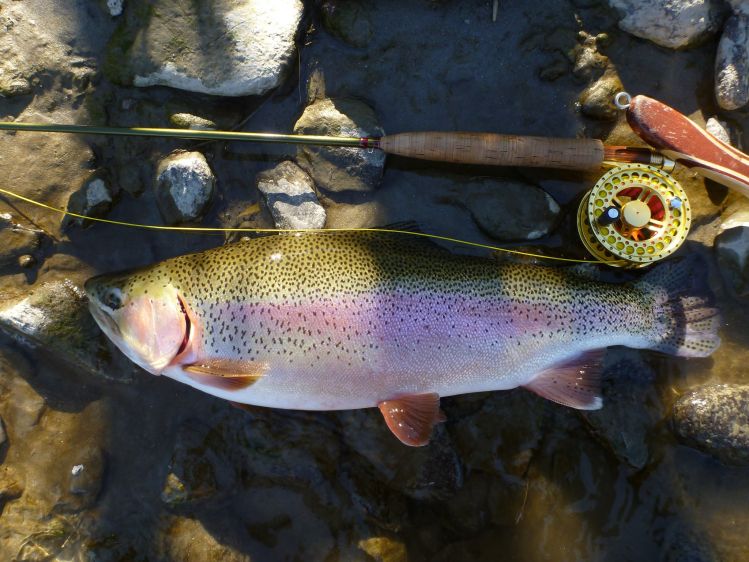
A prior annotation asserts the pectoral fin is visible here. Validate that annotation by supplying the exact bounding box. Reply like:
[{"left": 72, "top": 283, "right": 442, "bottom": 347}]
[
  {"left": 378, "top": 393, "right": 446, "bottom": 447},
  {"left": 523, "top": 350, "right": 605, "bottom": 410},
  {"left": 184, "top": 359, "right": 267, "bottom": 391}
]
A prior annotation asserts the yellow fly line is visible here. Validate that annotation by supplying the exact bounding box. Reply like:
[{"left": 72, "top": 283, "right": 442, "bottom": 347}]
[{"left": 0, "top": 186, "right": 619, "bottom": 265}]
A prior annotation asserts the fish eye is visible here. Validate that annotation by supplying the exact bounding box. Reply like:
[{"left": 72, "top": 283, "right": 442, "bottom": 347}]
[{"left": 102, "top": 287, "right": 124, "bottom": 311}]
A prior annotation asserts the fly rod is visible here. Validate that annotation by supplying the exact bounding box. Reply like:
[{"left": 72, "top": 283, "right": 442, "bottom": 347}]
[{"left": 0, "top": 121, "right": 665, "bottom": 171}]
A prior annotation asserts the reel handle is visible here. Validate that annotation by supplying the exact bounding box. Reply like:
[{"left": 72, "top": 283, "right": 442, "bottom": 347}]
[
  {"left": 626, "top": 95, "right": 749, "bottom": 197},
  {"left": 378, "top": 132, "right": 605, "bottom": 170}
]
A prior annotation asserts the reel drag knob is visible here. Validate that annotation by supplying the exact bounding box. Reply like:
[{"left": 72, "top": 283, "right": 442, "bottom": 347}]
[{"left": 576, "top": 164, "right": 691, "bottom": 268}]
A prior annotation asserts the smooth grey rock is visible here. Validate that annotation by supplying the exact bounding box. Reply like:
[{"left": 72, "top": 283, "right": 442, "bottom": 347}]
[
  {"left": 715, "top": 13, "right": 749, "bottom": 110},
  {"left": 705, "top": 117, "right": 731, "bottom": 144},
  {"left": 672, "top": 384, "right": 749, "bottom": 465},
  {"left": 294, "top": 98, "right": 385, "bottom": 193},
  {"left": 169, "top": 113, "right": 217, "bottom": 130},
  {"left": 579, "top": 67, "right": 624, "bottom": 121},
  {"left": 607, "top": 0, "right": 725, "bottom": 49},
  {"left": 715, "top": 225, "right": 749, "bottom": 300},
  {"left": 155, "top": 151, "right": 215, "bottom": 224},
  {"left": 0, "top": 214, "right": 42, "bottom": 270},
  {"left": 0, "top": 280, "right": 132, "bottom": 382},
  {"left": 256, "top": 161, "right": 327, "bottom": 229},
  {"left": 106, "top": 0, "right": 303, "bottom": 96},
  {"left": 64, "top": 175, "right": 114, "bottom": 228},
  {"left": 451, "top": 179, "right": 560, "bottom": 241}
]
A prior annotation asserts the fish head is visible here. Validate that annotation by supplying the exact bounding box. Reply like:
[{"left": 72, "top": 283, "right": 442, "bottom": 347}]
[{"left": 84, "top": 268, "right": 190, "bottom": 374}]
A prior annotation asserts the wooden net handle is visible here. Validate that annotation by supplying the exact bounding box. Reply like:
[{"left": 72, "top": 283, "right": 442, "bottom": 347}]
[
  {"left": 378, "top": 132, "right": 604, "bottom": 170},
  {"left": 627, "top": 95, "right": 749, "bottom": 197}
]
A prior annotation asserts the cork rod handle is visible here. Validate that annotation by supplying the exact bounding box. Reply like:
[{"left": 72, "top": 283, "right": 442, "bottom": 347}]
[{"left": 377, "top": 132, "right": 605, "bottom": 170}]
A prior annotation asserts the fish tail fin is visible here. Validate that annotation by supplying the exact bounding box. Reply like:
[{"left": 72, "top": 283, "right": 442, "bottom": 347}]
[{"left": 635, "top": 257, "right": 721, "bottom": 358}]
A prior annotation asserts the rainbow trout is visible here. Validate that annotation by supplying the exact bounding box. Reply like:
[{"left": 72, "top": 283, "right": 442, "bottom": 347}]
[{"left": 85, "top": 232, "right": 720, "bottom": 446}]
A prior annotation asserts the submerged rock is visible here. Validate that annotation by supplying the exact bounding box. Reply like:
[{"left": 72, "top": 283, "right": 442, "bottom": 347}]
[
  {"left": 715, "top": 224, "right": 749, "bottom": 301},
  {"left": 294, "top": 98, "right": 385, "bottom": 193},
  {"left": 62, "top": 446, "right": 105, "bottom": 512},
  {"left": 715, "top": 12, "right": 749, "bottom": 110},
  {"left": 155, "top": 151, "right": 216, "bottom": 224},
  {"left": 156, "top": 516, "right": 252, "bottom": 562},
  {"left": 106, "top": 0, "right": 303, "bottom": 96},
  {"left": 607, "top": 0, "right": 725, "bottom": 49},
  {"left": 672, "top": 384, "right": 749, "bottom": 465},
  {"left": 0, "top": 415, "right": 6, "bottom": 448},
  {"left": 321, "top": 1, "right": 375, "bottom": 48},
  {"left": 0, "top": 280, "right": 133, "bottom": 382},
  {"left": 256, "top": 161, "right": 327, "bottom": 229},
  {"left": 450, "top": 179, "right": 560, "bottom": 241},
  {"left": 63, "top": 174, "right": 115, "bottom": 228},
  {"left": 579, "top": 67, "right": 624, "bottom": 121},
  {"left": 358, "top": 536, "right": 408, "bottom": 562},
  {"left": 0, "top": 214, "right": 42, "bottom": 271},
  {"left": 572, "top": 31, "right": 610, "bottom": 82},
  {"left": 161, "top": 419, "right": 236, "bottom": 506}
]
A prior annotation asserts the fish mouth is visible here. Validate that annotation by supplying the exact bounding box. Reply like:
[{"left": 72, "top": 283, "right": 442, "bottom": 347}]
[{"left": 175, "top": 294, "right": 191, "bottom": 358}]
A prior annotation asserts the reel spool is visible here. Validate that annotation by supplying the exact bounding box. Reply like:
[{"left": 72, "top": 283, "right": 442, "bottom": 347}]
[{"left": 577, "top": 163, "right": 690, "bottom": 268}]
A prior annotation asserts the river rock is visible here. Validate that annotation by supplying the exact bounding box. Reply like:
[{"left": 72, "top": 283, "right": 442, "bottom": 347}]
[
  {"left": 155, "top": 151, "right": 216, "bottom": 224},
  {"left": 256, "top": 161, "right": 327, "bottom": 229},
  {"left": 0, "top": 280, "right": 132, "bottom": 382},
  {"left": 607, "top": 0, "right": 725, "bottom": 49},
  {"left": 161, "top": 419, "right": 236, "bottom": 506},
  {"left": 62, "top": 446, "right": 105, "bottom": 512},
  {"left": 579, "top": 67, "right": 624, "bottom": 121},
  {"left": 155, "top": 516, "right": 251, "bottom": 562},
  {"left": 715, "top": 12, "right": 749, "bottom": 111},
  {"left": 572, "top": 31, "right": 610, "bottom": 82},
  {"left": 63, "top": 175, "right": 114, "bottom": 228},
  {"left": 293, "top": 98, "right": 385, "bottom": 193},
  {"left": 321, "top": 1, "right": 375, "bottom": 48},
  {"left": 105, "top": 0, "right": 303, "bottom": 96},
  {"left": 0, "top": 214, "right": 42, "bottom": 270},
  {"left": 450, "top": 179, "right": 560, "bottom": 241},
  {"left": 672, "top": 384, "right": 749, "bottom": 465},
  {"left": 715, "top": 224, "right": 749, "bottom": 300},
  {"left": 169, "top": 113, "right": 217, "bottom": 130},
  {"left": 358, "top": 536, "right": 408, "bottom": 562},
  {"left": 0, "top": 415, "right": 6, "bottom": 449},
  {"left": 705, "top": 117, "right": 731, "bottom": 144}
]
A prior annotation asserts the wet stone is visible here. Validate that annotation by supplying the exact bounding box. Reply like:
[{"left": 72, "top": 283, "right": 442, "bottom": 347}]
[
  {"left": 155, "top": 151, "right": 216, "bottom": 224},
  {"left": 0, "top": 280, "right": 132, "bottom": 382},
  {"left": 155, "top": 516, "right": 252, "bottom": 561},
  {"left": 0, "top": 415, "right": 5, "bottom": 449},
  {"left": 0, "top": 214, "right": 42, "bottom": 271},
  {"left": 62, "top": 446, "right": 105, "bottom": 512},
  {"left": 63, "top": 174, "right": 115, "bottom": 229},
  {"left": 715, "top": 225, "right": 749, "bottom": 301},
  {"left": 358, "top": 536, "right": 408, "bottom": 562},
  {"left": 452, "top": 179, "right": 560, "bottom": 241},
  {"left": 672, "top": 384, "right": 749, "bottom": 465},
  {"left": 321, "top": 1, "right": 375, "bottom": 48},
  {"left": 715, "top": 12, "right": 749, "bottom": 111},
  {"left": 572, "top": 31, "right": 610, "bottom": 82},
  {"left": 106, "top": 0, "right": 303, "bottom": 96},
  {"left": 161, "top": 419, "right": 236, "bottom": 506},
  {"left": 256, "top": 161, "right": 327, "bottom": 229},
  {"left": 294, "top": 98, "right": 385, "bottom": 194},
  {"left": 169, "top": 112, "right": 217, "bottom": 130},
  {"left": 0, "top": 466, "right": 24, "bottom": 505},
  {"left": 579, "top": 67, "right": 624, "bottom": 121},
  {"left": 607, "top": 0, "right": 725, "bottom": 49}
]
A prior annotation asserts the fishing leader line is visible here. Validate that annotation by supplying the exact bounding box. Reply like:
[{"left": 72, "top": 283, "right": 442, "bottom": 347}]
[{"left": 0, "top": 186, "right": 619, "bottom": 265}]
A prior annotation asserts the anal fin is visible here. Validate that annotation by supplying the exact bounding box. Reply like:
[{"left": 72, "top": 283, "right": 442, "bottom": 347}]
[
  {"left": 523, "top": 350, "right": 605, "bottom": 410},
  {"left": 184, "top": 359, "right": 267, "bottom": 391},
  {"left": 378, "top": 393, "right": 446, "bottom": 447}
]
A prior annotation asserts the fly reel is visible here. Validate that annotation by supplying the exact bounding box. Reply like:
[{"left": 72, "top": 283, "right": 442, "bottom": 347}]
[{"left": 577, "top": 163, "right": 690, "bottom": 268}]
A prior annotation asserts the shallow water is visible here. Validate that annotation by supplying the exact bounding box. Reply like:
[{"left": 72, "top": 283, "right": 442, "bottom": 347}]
[{"left": 1, "top": 0, "right": 748, "bottom": 560}]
